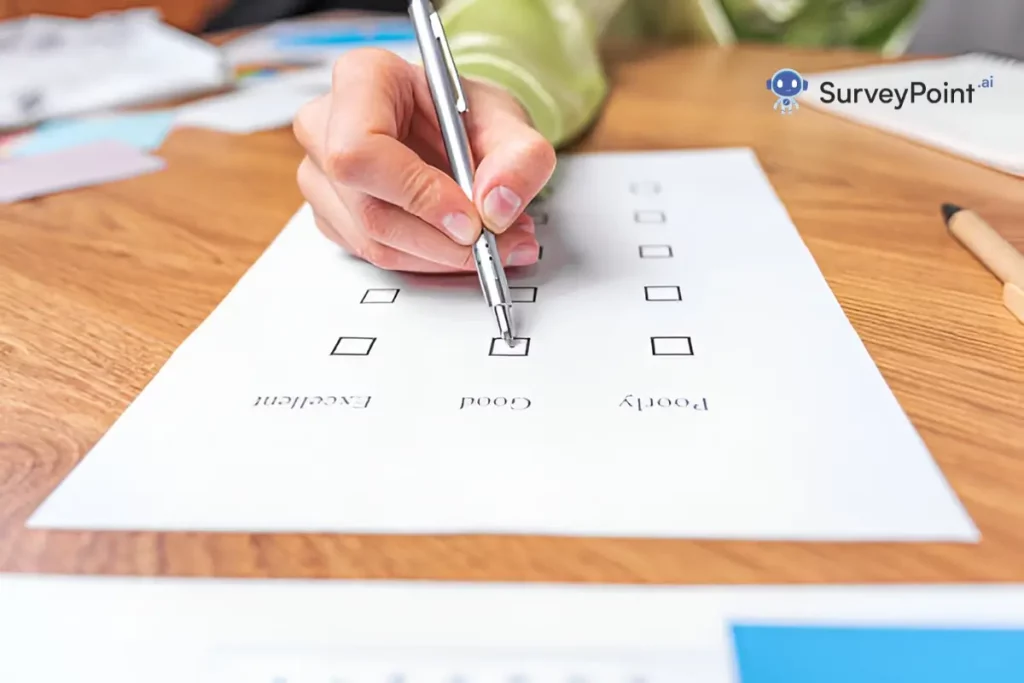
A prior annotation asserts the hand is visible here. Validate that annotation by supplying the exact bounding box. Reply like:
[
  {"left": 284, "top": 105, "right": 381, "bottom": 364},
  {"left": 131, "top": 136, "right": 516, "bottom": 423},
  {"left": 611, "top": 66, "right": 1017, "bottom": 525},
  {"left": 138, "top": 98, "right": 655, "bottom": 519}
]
[{"left": 293, "top": 48, "right": 556, "bottom": 273}]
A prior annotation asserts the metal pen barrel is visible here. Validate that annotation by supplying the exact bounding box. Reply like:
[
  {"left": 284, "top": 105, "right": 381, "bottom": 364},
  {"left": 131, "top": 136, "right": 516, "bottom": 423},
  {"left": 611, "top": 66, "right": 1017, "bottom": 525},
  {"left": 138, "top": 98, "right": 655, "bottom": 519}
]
[{"left": 409, "top": 0, "right": 517, "bottom": 345}]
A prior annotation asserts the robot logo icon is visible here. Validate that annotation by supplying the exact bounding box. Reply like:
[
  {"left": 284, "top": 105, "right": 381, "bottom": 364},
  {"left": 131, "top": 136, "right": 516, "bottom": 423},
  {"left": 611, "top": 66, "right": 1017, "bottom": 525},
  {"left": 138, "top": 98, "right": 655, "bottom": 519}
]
[{"left": 767, "top": 68, "right": 808, "bottom": 114}]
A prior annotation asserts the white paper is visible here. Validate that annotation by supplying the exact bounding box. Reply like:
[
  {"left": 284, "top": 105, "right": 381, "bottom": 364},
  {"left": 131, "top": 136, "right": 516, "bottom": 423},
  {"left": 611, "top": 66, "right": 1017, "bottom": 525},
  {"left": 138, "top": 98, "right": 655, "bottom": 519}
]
[
  {"left": 803, "top": 53, "right": 1024, "bottom": 176},
  {"left": 0, "top": 9, "right": 231, "bottom": 130},
  {"left": 219, "top": 15, "right": 420, "bottom": 67},
  {"left": 2, "top": 574, "right": 1024, "bottom": 683},
  {"left": 173, "top": 73, "right": 330, "bottom": 133},
  {"left": 25, "top": 148, "right": 978, "bottom": 541}
]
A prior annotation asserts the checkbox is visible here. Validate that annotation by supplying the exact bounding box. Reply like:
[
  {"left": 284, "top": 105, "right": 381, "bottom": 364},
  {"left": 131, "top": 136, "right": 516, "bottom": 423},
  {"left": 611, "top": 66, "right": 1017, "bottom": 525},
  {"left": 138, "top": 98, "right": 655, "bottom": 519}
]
[
  {"left": 530, "top": 211, "right": 548, "bottom": 225},
  {"left": 639, "top": 244, "right": 673, "bottom": 259},
  {"left": 360, "top": 288, "right": 399, "bottom": 304},
  {"left": 510, "top": 286, "right": 537, "bottom": 303},
  {"left": 650, "top": 336, "right": 693, "bottom": 356},
  {"left": 331, "top": 336, "right": 376, "bottom": 356},
  {"left": 489, "top": 337, "right": 530, "bottom": 357},
  {"left": 645, "top": 285, "right": 682, "bottom": 301},
  {"left": 630, "top": 180, "right": 661, "bottom": 195},
  {"left": 635, "top": 210, "right": 665, "bottom": 223}
]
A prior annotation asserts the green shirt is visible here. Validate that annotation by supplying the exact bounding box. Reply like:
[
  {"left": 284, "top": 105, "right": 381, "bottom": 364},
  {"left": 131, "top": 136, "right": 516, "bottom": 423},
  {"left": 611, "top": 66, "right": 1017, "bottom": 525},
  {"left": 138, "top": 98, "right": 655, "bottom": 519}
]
[{"left": 438, "top": 0, "right": 924, "bottom": 146}]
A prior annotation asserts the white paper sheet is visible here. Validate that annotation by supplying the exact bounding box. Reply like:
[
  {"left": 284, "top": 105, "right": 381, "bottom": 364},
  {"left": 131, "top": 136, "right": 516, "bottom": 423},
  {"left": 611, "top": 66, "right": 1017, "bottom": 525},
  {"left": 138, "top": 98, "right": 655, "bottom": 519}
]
[
  {"left": 803, "top": 54, "right": 1024, "bottom": 177},
  {"left": 218, "top": 15, "right": 420, "bottom": 67},
  {"left": 2, "top": 574, "right": 1023, "bottom": 683},
  {"left": 173, "top": 72, "right": 330, "bottom": 133},
  {"left": 25, "top": 148, "right": 978, "bottom": 540},
  {"left": 0, "top": 9, "right": 230, "bottom": 130}
]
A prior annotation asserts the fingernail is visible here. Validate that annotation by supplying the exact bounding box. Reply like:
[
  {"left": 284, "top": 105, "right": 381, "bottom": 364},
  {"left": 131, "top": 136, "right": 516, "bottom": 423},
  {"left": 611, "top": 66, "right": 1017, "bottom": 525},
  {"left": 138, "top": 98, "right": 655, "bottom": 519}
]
[
  {"left": 483, "top": 186, "right": 522, "bottom": 231},
  {"left": 442, "top": 212, "right": 477, "bottom": 244},
  {"left": 507, "top": 242, "right": 538, "bottom": 266}
]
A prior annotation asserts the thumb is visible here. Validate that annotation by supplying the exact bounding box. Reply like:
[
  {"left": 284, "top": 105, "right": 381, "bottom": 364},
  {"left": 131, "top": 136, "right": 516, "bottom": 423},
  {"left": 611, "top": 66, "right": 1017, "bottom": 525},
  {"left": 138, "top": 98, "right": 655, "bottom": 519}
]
[{"left": 467, "top": 96, "right": 556, "bottom": 234}]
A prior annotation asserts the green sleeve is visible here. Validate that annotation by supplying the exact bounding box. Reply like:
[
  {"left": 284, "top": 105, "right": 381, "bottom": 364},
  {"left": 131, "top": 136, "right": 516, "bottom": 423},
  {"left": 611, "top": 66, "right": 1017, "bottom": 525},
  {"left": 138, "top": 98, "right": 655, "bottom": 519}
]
[
  {"left": 439, "top": 0, "right": 624, "bottom": 148},
  {"left": 718, "top": 0, "right": 926, "bottom": 54}
]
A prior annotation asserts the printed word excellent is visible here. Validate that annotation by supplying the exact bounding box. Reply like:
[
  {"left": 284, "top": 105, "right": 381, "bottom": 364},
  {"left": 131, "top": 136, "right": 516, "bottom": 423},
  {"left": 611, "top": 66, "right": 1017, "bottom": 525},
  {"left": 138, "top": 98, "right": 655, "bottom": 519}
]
[
  {"left": 254, "top": 395, "right": 372, "bottom": 409},
  {"left": 819, "top": 80, "right": 976, "bottom": 109}
]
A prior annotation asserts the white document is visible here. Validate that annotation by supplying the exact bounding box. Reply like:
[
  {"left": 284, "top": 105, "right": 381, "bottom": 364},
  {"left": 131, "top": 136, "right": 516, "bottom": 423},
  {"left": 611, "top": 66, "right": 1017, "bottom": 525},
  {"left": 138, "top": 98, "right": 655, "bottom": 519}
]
[
  {"left": 0, "top": 9, "right": 231, "bottom": 130},
  {"left": 2, "top": 574, "right": 1024, "bottom": 683},
  {"left": 803, "top": 53, "right": 1024, "bottom": 176},
  {"left": 25, "top": 148, "right": 978, "bottom": 541},
  {"left": 173, "top": 72, "right": 330, "bottom": 134},
  {"left": 219, "top": 15, "right": 420, "bottom": 67}
]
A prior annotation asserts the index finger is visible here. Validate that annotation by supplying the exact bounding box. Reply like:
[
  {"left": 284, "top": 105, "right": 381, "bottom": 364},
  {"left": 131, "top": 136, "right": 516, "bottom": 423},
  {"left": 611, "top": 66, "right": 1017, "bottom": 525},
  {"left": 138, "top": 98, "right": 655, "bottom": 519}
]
[{"left": 324, "top": 49, "right": 482, "bottom": 244}]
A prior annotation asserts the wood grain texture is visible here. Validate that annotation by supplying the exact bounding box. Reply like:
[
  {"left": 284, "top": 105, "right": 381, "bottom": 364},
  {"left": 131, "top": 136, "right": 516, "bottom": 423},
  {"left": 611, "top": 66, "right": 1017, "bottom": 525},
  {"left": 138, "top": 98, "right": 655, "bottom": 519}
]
[{"left": 1, "top": 44, "right": 1023, "bottom": 583}]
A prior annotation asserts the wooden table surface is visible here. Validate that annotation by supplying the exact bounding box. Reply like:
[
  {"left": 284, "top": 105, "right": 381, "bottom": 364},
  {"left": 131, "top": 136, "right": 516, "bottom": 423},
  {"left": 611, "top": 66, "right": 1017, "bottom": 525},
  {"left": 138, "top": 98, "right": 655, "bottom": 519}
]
[{"left": 1, "top": 44, "right": 1023, "bottom": 583}]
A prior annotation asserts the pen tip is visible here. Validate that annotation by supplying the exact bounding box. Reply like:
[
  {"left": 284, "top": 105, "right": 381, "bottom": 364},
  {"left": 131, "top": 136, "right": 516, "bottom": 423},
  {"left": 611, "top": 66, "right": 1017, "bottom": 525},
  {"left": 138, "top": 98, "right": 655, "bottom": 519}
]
[
  {"left": 494, "top": 305, "right": 515, "bottom": 347},
  {"left": 941, "top": 203, "right": 963, "bottom": 223}
]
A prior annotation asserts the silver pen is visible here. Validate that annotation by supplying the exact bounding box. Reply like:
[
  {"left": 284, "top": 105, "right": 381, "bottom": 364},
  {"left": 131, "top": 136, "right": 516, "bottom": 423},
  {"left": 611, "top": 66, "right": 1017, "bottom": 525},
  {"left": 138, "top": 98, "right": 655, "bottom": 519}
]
[{"left": 408, "top": 0, "right": 516, "bottom": 346}]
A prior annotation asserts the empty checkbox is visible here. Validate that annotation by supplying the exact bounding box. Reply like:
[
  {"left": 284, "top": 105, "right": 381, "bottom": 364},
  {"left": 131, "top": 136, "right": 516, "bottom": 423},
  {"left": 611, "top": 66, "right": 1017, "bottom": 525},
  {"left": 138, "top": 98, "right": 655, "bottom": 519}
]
[
  {"left": 360, "top": 288, "right": 399, "bottom": 304},
  {"left": 489, "top": 337, "right": 531, "bottom": 357},
  {"left": 639, "top": 244, "right": 673, "bottom": 259},
  {"left": 630, "top": 180, "right": 661, "bottom": 195},
  {"left": 650, "top": 336, "right": 693, "bottom": 356},
  {"left": 510, "top": 286, "right": 537, "bottom": 303},
  {"left": 331, "top": 336, "right": 376, "bottom": 356},
  {"left": 645, "top": 286, "right": 682, "bottom": 301},
  {"left": 635, "top": 210, "right": 665, "bottom": 223}
]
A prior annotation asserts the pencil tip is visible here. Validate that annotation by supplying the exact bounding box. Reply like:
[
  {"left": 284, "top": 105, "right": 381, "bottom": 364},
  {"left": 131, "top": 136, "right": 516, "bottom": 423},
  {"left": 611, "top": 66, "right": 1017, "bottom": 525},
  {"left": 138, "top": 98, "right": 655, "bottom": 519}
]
[{"left": 941, "top": 203, "right": 963, "bottom": 223}]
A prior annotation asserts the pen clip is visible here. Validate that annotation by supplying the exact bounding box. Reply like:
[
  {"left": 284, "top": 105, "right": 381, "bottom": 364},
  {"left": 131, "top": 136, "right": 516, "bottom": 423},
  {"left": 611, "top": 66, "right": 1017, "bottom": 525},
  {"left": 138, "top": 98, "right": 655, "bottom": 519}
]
[{"left": 429, "top": 11, "right": 467, "bottom": 113}]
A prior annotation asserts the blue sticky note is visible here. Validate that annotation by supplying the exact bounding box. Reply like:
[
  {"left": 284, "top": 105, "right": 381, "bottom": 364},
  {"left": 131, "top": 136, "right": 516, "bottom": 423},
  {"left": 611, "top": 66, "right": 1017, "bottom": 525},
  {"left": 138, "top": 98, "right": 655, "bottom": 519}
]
[
  {"left": 732, "top": 624, "right": 1024, "bottom": 683},
  {"left": 11, "top": 111, "right": 176, "bottom": 158}
]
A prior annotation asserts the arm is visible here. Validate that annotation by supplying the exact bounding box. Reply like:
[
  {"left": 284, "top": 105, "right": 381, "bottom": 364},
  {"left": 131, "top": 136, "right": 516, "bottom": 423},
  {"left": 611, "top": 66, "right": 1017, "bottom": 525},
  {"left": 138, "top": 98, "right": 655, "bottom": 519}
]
[{"left": 440, "top": 0, "right": 626, "bottom": 148}]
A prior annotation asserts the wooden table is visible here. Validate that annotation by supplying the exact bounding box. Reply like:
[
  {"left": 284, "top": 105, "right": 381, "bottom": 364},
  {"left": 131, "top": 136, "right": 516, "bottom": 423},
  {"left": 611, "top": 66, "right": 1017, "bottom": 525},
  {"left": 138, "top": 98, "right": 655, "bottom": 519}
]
[{"left": 2, "top": 44, "right": 1023, "bottom": 583}]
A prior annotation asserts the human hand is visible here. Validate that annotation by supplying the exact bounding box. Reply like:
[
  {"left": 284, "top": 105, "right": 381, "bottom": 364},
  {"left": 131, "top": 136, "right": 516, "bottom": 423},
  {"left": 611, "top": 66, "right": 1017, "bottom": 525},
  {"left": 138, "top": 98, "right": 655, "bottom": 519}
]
[{"left": 293, "top": 48, "right": 556, "bottom": 273}]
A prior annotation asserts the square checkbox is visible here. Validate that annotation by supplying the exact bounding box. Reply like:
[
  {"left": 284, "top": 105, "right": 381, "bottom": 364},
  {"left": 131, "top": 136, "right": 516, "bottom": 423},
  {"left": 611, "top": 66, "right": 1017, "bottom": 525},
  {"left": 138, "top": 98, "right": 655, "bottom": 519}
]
[
  {"left": 489, "top": 337, "right": 531, "bottom": 357},
  {"left": 645, "top": 285, "right": 682, "bottom": 301},
  {"left": 360, "top": 288, "right": 399, "bottom": 304},
  {"left": 510, "top": 286, "right": 538, "bottom": 303},
  {"left": 639, "top": 244, "right": 673, "bottom": 259},
  {"left": 650, "top": 336, "right": 693, "bottom": 356},
  {"left": 634, "top": 210, "right": 665, "bottom": 223},
  {"left": 530, "top": 211, "right": 548, "bottom": 225},
  {"left": 331, "top": 336, "right": 376, "bottom": 356},
  {"left": 630, "top": 180, "right": 661, "bottom": 195}
]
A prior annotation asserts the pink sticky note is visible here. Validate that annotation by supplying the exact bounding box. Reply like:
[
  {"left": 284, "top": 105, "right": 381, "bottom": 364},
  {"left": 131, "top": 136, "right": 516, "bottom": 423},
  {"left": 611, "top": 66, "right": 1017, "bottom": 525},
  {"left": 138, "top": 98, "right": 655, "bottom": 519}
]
[{"left": 0, "top": 140, "right": 166, "bottom": 203}]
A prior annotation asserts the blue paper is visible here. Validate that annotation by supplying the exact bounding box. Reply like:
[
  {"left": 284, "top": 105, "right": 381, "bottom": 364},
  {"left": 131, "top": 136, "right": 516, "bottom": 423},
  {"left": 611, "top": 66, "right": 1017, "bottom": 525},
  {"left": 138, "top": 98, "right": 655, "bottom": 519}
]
[
  {"left": 11, "top": 111, "right": 175, "bottom": 158},
  {"left": 273, "top": 20, "right": 415, "bottom": 48},
  {"left": 732, "top": 624, "right": 1024, "bottom": 683}
]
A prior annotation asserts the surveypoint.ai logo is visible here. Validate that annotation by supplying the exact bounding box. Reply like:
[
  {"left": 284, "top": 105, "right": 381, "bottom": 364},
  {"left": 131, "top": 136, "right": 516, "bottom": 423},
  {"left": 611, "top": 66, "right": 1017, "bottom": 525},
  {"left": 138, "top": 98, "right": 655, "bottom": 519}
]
[
  {"left": 767, "top": 66, "right": 996, "bottom": 114},
  {"left": 767, "top": 68, "right": 809, "bottom": 114},
  {"left": 819, "top": 77, "right": 983, "bottom": 110}
]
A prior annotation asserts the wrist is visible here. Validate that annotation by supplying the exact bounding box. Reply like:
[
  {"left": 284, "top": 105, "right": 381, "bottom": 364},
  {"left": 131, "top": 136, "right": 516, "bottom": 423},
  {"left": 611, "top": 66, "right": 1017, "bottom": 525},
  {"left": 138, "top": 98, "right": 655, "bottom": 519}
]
[
  {"left": 464, "top": 76, "right": 534, "bottom": 129},
  {"left": 452, "top": 56, "right": 562, "bottom": 144}
]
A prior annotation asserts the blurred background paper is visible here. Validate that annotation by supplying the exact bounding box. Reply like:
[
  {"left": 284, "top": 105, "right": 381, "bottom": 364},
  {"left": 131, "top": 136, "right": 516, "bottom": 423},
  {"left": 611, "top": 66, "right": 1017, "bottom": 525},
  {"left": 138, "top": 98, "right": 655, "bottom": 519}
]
[
  {"left": 0, "top": 140, "right": 165, "bottom": 203},
  {"left": 173, "top": 73, "right": 330, "bottom": 134},
  {"left": 8, "top": 111, "right": 176, "bottom": 157},
  {"left": 219, "top": 15, "right": 419, "bottom": 67},
  {"left": 0, "top": 9, "right": 231, "bottom": 130}
]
